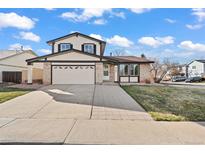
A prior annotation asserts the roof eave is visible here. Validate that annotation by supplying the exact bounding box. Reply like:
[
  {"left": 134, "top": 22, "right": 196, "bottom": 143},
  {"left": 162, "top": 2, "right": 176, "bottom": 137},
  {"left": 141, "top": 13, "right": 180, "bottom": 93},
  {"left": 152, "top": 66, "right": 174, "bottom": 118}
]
[{"left": 46, "top": 32, "right": 106, "bottom": 44}]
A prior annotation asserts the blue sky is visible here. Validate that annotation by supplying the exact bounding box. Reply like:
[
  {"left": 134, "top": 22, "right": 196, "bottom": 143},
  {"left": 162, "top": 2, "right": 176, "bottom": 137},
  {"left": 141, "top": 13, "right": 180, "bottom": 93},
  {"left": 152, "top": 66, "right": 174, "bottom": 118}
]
[{"left": 0, "top": 8, "right": 205, "bottom": 63}]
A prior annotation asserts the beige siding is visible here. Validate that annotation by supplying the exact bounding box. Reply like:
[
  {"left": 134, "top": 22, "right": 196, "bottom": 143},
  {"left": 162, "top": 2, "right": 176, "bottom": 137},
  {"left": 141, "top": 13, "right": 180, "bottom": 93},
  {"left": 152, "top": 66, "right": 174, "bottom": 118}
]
[
  {"left": 21, "top": 70, "right": 27, "bottom": 83},
  {"left": 53, "top": 35, "right": 101, "bottom": 55},
  {"left": 0, "top": 51, "right": 43, "bottom": 83},
  {"left": 47, "top": 51, "right": 100, "bottom": 61},
  {"left": 140, "top": 64, "right": 154, "bottom": 83},
  {"left": 0, "top": 52, "right": 35, "bottom": 67}
]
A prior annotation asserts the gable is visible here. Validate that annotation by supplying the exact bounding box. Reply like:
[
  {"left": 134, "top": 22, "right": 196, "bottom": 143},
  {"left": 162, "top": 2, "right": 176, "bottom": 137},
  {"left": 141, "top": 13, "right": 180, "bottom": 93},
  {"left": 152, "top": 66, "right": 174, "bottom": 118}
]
[
  {"left": 0, "top": 50, "right": 18, "bottom": 59},
  {"left": 53, "top": 35, "right": 101, "bottom": 55},
  {"left": 47, "top": 51, "right": 100, "bottom": 61},
  {"left": 189, "top": 61, "right": 204, "bottom": 71},
  {"left": 0, "top": 52, "right": 36, "bottom": 67}
]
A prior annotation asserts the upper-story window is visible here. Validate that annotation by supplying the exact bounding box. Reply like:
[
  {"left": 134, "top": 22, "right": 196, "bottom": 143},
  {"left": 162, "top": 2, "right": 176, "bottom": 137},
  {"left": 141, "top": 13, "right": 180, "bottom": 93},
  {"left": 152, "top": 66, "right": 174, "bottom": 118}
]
[
  {"left": 192, "top": 66, "right": 196, "bottom": 69},
  {"left": 83, "top": 43, "right": 96, "bottom": 54},
  {"left": 59, "top": 43, "right": 72, "bottom": 52}
]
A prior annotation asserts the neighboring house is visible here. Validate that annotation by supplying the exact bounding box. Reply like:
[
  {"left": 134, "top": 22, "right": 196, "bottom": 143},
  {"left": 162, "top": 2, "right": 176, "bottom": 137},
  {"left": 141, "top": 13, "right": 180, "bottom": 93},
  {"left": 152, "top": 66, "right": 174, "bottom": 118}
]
[
  {"left": 26, "top": 32, "right": 154, "bottom": 85},
  {"left": 187, "top": 60, "right": 205, "bottom": 78},
  {"left": 162, "top": 64, "right": 187, "bottom": 81},
  {"left": 0, "top": 50, "right": 43, "bottom": 84}
]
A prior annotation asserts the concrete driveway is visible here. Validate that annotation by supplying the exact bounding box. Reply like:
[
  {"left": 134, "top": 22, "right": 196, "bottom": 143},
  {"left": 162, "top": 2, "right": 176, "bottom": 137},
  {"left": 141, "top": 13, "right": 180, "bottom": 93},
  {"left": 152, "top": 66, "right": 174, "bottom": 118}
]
[
  {"left": 0, "top": 84, "right": 151, "bottom": 120},
  {"left": 0, "top": 84, "right": 205, "bottom": 144}
]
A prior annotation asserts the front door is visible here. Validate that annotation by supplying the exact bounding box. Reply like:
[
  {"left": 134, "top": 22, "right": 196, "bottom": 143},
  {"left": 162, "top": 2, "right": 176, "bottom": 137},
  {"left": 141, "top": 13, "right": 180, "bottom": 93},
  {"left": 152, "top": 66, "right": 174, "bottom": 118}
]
[{"left": 103, "top": 64, "right": 109, "bottom": 80}]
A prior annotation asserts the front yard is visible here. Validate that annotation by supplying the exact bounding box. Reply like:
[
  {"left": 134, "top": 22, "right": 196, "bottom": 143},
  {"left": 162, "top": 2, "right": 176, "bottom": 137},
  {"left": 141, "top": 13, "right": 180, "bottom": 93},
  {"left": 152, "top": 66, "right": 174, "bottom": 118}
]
[
  {"left": 0, "top": 87, "right": 32, "bottom": 104},
  {"left": 122, "top": 85, "right": 205, "bottom": 121}
]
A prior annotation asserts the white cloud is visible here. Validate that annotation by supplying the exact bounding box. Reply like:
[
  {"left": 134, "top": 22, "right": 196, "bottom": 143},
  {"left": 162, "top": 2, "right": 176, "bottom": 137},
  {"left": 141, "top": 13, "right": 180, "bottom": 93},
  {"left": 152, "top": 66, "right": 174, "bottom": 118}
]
[
  {"left": 61, "top": 12, "right": 79, "bottom": 21},
  {"left": 138, "top": 36, "right": 174, "bottom": 48},
  {"left": 0, "top": 12, "right": 35, "bottom": 30},
  {"left": 165, "top": 18, "right": 176, "bottom": 24},
  {"left": 61, "top": 9, "right": 111, "bottom": 22},
  {"left": 163, "top": 49, "right": 194, "bottom": 58},
  {"left": 17, "top": 32, "right": 40, "bottom": 42},
  {"left": 111, "top": 11, "right": 125, "bottom": 19},
  {"left": 89, "top": 34, "right": 104, "bottom": 40},
  {"left": 9, "top": 43, "right": 32, "bottom": 50},
  {"left": 38, "top": 49, "right": 51, "bottom": 54},
  {"left": 93, "top": 19, "right": 107, "bottom": 25},
  {"left": 192, "top": 8, "right": 205, "bottom": 22},
  {"left": 45, "top": 8, "right": 56, "bottom": 11},
  {"left": 128, "top": 8, "right": 152, "bottom": 14},
  {"left": 60, "top": 9, "right": 124, "bottom": 24},
  {"left": 186, "top": 24, "right": 204, "bottom": 30},
  {"left": 178, "top": 40, "right": 205, "bottom": 52},
  {"left": 107, "top": 35, "right": 134, "bottom": 47}
]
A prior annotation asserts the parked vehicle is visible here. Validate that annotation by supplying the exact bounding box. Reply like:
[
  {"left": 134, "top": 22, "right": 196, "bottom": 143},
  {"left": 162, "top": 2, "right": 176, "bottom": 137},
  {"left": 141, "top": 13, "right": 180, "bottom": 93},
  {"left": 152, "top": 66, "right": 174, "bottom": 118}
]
[
  {"left": 172, "top": 76, "right": 187, "bottom": 82},
  {"left": 185, "top": 76, "right": 202, "bottom": 83}
]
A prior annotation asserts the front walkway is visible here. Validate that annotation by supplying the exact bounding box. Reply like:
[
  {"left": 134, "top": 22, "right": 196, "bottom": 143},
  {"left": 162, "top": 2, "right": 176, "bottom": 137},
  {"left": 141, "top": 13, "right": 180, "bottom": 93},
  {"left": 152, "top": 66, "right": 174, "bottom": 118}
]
[{"left": 0, "top": 85, "right": 205, "bottom": 144}]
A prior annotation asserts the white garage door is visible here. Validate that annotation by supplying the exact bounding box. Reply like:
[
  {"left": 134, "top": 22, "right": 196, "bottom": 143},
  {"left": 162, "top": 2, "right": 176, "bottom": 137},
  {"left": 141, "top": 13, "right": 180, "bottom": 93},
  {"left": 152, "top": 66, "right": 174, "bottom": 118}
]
[{"left": 52, "top": 65, "right": 95, "bottom": 84}]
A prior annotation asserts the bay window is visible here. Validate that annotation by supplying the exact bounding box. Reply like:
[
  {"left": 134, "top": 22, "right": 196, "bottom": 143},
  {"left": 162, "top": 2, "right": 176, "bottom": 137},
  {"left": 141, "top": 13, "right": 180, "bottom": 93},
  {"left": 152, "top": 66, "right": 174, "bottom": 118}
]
[
  {"left": 119, "top": 64, "right": 139, "bottom": 76},
  {"left": 120, "top": 64, "right": 129, "bottom": 76},
  {"left": 130, "top": 64, "right": 139, "bottom": 76}
]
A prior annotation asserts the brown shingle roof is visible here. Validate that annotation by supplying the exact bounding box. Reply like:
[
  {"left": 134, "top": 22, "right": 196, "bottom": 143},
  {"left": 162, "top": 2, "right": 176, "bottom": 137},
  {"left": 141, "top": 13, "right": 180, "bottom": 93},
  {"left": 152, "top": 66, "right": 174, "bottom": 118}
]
[{"left": 105, "top": 56, "right": 154, "bottom": 63}]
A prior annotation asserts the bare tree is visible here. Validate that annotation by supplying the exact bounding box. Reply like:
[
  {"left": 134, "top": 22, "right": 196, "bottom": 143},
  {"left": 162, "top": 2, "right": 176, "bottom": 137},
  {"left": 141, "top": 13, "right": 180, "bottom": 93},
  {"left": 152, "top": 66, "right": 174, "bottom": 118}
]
[
  {"left": 150, "top": 58, "right": 161, "bottom": 82},
  {"left": 150, "top": 58, "right": 178, "bottom": 83},
  {"left": 111, "top": 48, "right": 126, "bottom": 56}
]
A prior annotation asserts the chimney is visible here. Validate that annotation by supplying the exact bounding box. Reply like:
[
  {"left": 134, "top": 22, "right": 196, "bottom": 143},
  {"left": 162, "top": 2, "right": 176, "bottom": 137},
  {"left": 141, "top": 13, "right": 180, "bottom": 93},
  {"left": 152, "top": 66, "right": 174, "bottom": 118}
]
[{"left": 110, "top": 52, "right": 112, "bottom": 56}]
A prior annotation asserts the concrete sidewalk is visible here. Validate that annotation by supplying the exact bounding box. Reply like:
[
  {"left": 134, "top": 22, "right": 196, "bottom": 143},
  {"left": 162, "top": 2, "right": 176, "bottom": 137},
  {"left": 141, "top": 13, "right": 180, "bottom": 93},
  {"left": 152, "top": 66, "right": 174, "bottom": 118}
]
[
  {"left": 65, "top": 120, "right": 205, "bottom": 145},
  {"left": 0, "top": 118, "right": 205, "bottom": 144}
]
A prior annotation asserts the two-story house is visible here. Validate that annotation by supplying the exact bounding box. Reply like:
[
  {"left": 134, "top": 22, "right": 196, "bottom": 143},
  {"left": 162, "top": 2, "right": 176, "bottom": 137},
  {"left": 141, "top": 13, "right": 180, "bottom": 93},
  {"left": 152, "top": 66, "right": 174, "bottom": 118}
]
[
  {"left": 26, "top": 32, "right": 154, "bottom": 85},
  {"left": 187, "top": 60, "right": 205, "bottom": 78}
]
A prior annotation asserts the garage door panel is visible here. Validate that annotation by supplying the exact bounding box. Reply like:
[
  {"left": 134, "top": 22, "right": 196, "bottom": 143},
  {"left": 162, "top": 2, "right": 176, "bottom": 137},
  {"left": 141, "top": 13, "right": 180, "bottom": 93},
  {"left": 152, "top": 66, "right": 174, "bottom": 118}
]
[{"left": 52, "top": 65, "right": 95, "bottom": 84}]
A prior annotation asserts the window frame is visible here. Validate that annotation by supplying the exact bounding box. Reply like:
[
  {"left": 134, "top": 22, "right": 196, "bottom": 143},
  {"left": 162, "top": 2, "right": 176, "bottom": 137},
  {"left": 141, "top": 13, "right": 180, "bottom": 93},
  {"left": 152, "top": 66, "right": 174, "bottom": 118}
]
[
  {"left": 119, "top": 64, "right": 129, "bottom": 76},
  {"left": 129, "top": 64, "right": 139, "bottom": 76},
  {"left": 192, "top": 66, "right": 196, "bottom": 69},
  {"left": 119, "top": 64, "right": 139, "bottom": 77},
  {"left": 82, "top": 43, "right": 96, "bottom": 54},
  {"left": 59, "top": 43, "right": 73, "bottom": 52}
]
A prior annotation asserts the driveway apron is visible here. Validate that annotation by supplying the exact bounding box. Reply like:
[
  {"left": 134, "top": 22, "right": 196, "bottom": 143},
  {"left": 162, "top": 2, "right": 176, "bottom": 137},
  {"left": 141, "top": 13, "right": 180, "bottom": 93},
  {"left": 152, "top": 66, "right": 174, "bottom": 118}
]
[{"left": 32, "top": 85, "right": 94, "bottom": 119}]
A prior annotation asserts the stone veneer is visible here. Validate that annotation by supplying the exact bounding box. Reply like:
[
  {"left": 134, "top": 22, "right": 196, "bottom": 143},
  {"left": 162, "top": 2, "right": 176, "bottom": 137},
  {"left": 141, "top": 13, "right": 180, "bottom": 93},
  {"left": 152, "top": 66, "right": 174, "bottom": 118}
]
[
  {"left": 140, "top": 63, "right": 154, "bottom": 83},
  {"left": 95, "top": 62, "right": 103, "bottom": 84},
  {"left": 109, "top": 64, "right": 115, "bottom": 82},
  {"left": 43, "top": 62, "right": 51, "bottom": 84}
]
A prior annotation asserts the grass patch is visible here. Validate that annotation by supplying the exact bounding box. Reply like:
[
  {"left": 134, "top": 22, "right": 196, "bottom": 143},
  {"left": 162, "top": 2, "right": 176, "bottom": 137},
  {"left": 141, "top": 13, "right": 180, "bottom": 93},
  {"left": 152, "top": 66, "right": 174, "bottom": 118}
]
[
  {"left": 122, "top": 85, "right": 205, "bottom": 121},
  {"left": 149, "top": 112, "right": 185, "bottom": 121},
  {"left": 0, "top": 87, "right": 32, "bottom": 104}
]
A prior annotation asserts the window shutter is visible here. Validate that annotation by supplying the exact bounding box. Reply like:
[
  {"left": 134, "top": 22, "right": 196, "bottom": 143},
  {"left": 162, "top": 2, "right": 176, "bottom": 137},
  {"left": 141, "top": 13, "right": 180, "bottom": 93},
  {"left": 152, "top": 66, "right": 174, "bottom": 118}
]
[
  {"left": 82, "top": 44, "right": 84, "bottom": 52},
  {"left": 58, "top": 44, "right": 61, "bottom": 52},
  {"left": 94, "top": 44, "right": 96, "bottom": 54},
  {"left": 70, "top": 44, "right": 73, "bottom": 49}
]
